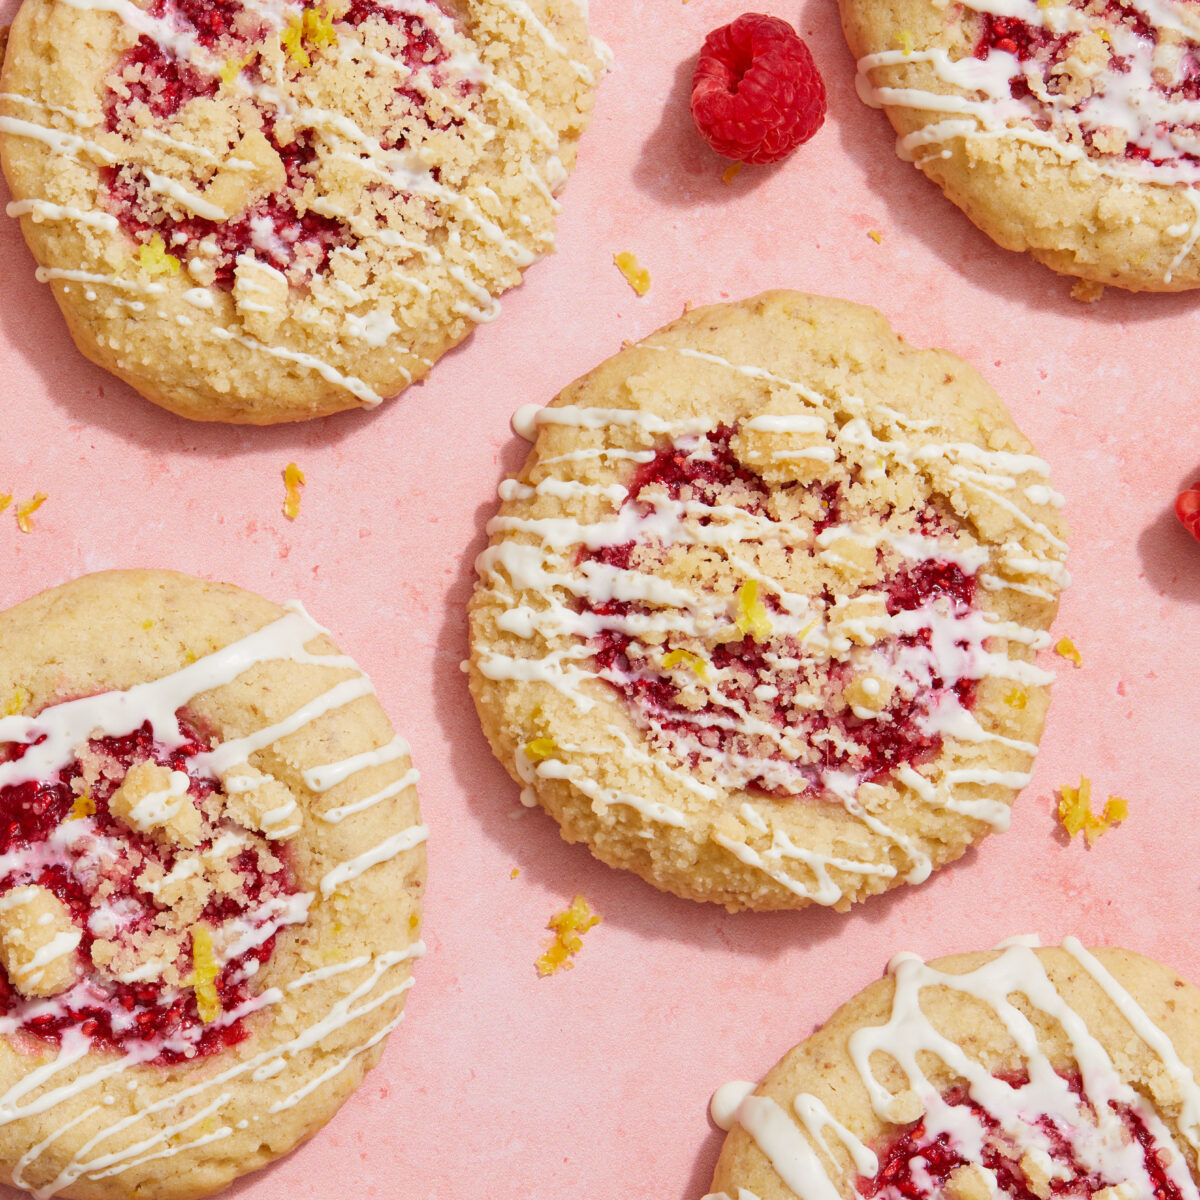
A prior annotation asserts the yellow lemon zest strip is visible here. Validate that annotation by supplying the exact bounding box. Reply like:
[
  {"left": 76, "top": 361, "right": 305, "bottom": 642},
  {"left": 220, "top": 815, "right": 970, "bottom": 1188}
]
[
  {"left": 283, "top": 462, "right": 306, "bottom": 520},
  {"left": 281, "top": 14, "right": 310, "bottom": 67},
  {"left": 661, "top": 648, "right": 709, "bottom": 680},
  {"left": 613, "top": 251, "right": 651, "bottom": 296},
  {"left": 536, "top": 895, "right": 600, "bottom": 977},
  {"left": 137, "top": 233, "right": 180, "bottom": 277},
  {"left": 189, "top": 923, "right": 222, "bottom": 1023},
  {"left": 735, "top": 580, "right": 772, "bottom": 642},
  {"left": 15, "top": 494, "right": 47, "bottom": 534},
  {"left": 1057, "top": 777, "right": 1129, "bottom": 847},
  {"left": 0, "top": 495, "right": 10, "bottom": 514},
  {"left": 1004, "top": 688, "right": 1027, "bottom": 709},
  {"left": 303, "top": 5, "right": 338, "bottom": 50},
  {"left": 867, "top": 229, "right": 883, "bottom": 244},
  {"left": 898, "top": 29, "right": 915, "bottom": 54},
  {"left": 219, "top": 50, "right": 254, "bottom": 85},
  {"left": 69, "top": 789, "right": 95, "bottom": 820},
  {"left": 1054, "top": 637, "right": 1082, "bottom": 667},
  {"left": 721, "top": 162, "right": 743, "bottom": 185},
  {"left": 523, "top": 737, "right": 559, "bottom": 763},
  {"left": 3, "top": 687, "right": 28, "bottom": 717}
]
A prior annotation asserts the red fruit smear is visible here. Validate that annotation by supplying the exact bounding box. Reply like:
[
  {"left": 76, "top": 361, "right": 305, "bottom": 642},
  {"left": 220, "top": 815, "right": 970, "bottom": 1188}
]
[
  {"left": 860, "top": 1074, "right": 1183, "bottom": 1200},
  {"left": 0, "top": 718, "right": 298, "bottom": 1063},
  {"left": 101, "top": 0, "right": 458, "bottom": 287},
  {"left": 581, "top": 427, "right": 979, "bottom": 799}
]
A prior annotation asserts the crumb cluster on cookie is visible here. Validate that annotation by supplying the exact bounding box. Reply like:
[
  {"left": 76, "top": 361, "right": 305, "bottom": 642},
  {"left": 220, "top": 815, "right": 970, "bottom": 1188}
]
[
  {"left": 468, "top": 292, "right": 1069, "bottom": 912},
  {"left": 0, "top": 571, "right": 424, "bottom": 1200},
  {"left": 0, "top": 715, "right": 305, "bottom": 1063},
  {"left": 707, "top": 941, "right": 1200, "bottom": 1200},
  {"left": 841, "top": 0, "right": 1200, "bottom": 289},
  {"left": 0, "top": 0, "right": 605, "bottom": 421}
]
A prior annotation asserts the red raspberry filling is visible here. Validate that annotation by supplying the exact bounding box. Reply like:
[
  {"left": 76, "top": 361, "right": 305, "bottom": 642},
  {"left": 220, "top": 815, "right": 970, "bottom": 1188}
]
[
  {"left": 972, "top": 2, "right": 1191, "bottom": 164},
  {"left": 101, "top": 0, "right": 460, "bottom": 287},
  {"left": 861, "top": 1074, "right": 1184, "bottom": 1200},
  {"left": 0, "top": 719, "right": 299, "bottom": 1064},
  {"left": 582, "top": 428, "right": 980, "bottom": 799}
]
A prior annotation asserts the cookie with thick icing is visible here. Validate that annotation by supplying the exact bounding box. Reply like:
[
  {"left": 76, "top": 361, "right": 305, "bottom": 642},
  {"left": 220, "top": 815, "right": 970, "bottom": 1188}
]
[
  {"left": 467, "top": 291, "right": 1069, "bottom": 912},
  {"left": 840, "top": 0, "right": 1200, "bottom": 291},
  {"left": 0, "top": 570, "right": 425, "bottom": 1198},
  {"left": 706, "top": 939, "right": 1200, "bottom": 1200},
  {"left": 0, "top": 0, "right": 604, "bottom": 422}
]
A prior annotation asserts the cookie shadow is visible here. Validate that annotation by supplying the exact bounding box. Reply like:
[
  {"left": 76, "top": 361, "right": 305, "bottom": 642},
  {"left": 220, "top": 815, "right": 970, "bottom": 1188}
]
[
  {"left": 630, "top": 55, "right": 780, "bottom": 207},
  {"left": 1137, "top": 483, "right": 1200, "bottom": 602}
]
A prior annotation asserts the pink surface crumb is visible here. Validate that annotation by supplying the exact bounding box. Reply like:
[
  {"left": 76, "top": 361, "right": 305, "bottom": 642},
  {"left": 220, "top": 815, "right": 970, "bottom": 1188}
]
[{"left": 3, "top": 1, "right": 1200, "bottom": 1198}]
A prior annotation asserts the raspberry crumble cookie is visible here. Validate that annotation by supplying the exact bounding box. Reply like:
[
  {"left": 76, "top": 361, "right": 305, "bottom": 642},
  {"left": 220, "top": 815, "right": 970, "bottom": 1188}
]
[
  {"left": 0, "top": 0, "right": 604, "bottom": 423},
  {"left": 0, "top": 570, "right": 425, "bottom": 1198},
  {"left": 467, "top": 292, "right": 1069, "bottom": 912},
  {"left": 706, "top": 939, "right": 1200, "bottom": 1200},
  {"left": 840, "top": 0, "right": 1200, "bottom": 291}
]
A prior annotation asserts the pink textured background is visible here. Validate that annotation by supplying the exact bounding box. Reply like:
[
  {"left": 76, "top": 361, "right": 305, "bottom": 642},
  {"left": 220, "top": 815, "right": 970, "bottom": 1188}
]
[{"left": 2, "top": 0, "right": 1200, "bottom": 1196}]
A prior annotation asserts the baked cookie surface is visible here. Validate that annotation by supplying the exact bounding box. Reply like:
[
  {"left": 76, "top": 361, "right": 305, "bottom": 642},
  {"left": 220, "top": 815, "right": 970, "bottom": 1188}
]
[
  {"left": 467, "top": 291, "right": 1068, "bottom": 912},
  {"left": 706, "top": 939, "right": 1200, "bottom": 1200},
  {"left": 0, "top": 570, "right": 425, "bottom": 1199},
  {"left": 840, "top": 0, "right": 1200, "bottom": 291},
  {"left": 0, "top": 0, "right": 603, "bottom": 423}
]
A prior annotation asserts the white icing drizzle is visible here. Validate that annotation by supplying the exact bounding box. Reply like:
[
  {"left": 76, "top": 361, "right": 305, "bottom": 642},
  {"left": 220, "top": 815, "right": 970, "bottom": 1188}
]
[
  {"left": 716, "top": 939, "right": 1200, "bottom": 1200},
  {"left": 478, "top": 341, "right": 1067, "bottom": 907},
  {"left": 0, "top": 601, "right": 424, "bottom": 1194},
  {"left": 854, "top": 0, "right": 1200, "bottom": 280},
  {"left": 0, "top": 0, "right": 605, "bottom": 405}
]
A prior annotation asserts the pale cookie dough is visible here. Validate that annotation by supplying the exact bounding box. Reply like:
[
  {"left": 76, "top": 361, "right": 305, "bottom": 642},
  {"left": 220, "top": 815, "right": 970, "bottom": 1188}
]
[
  {"left": 840, "top": 0, "right": 1200, "bottom": 291},
  {"left": 0, "top": 0, "right": 604, "bottom": 422},
  {"left": 0, "top": 570, "right": 425, "bottom": 1199},
  {"left": 706, "top": 940, "right": 1200, "bottom": 1200},
  {"left": 467, "top": 291, "right": 1069, "bottom": 912}
]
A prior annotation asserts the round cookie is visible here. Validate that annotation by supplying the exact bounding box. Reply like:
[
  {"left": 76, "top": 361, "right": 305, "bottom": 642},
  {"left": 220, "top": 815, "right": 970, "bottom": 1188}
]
[
  {"left": 0, "top": 570, "right": 425, "bottom": 1199},
  {"left": 0, "top": 0, "right": 604, "bottom": 423},
  {"left": 467, "top": 291, "right": 1069, "bottom": 912},
  {"left": 840, "top": 0, "right": 1200, "bottom": 292},
  {"left": 706, "top": 940, "right": 1200, "bottom": 1200}
]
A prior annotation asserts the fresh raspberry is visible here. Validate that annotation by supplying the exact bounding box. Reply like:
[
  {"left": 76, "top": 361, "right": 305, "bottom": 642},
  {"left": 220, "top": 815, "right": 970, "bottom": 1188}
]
[
  {"left": 691, "top": 13, "right": 826, "bottom": 165},
  {"left": 1176, "top": 484, "right": 1200, "bottom": 540}
]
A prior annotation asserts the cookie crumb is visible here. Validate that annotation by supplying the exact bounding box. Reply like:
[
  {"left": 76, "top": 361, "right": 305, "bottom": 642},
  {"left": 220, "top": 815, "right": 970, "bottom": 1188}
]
[
  {"left": 0, "top": 886, "right": 80, "bottom": 998},
  {"left": 1057, "top": 776, "right": 1128, "bottom": 846},
  {"left": 536, "top": 895, "right": 600, "bottom": 976},
  {"left": 15, "top": 493, "right": 46, "bottom": 534},
  {"left": 946, "top": 1164, "right": 997, "bottom": 1200},
  {"left": 614, "top": 251, "right": 651, "bottom": 296},
  {"left": 1054, "top": 636, "right": 1082, "bottom": 667},
  {"left": 283, "top": 462, "right": 306, "bottom": 520},
  {"left": 1070, "top": 278, "right": 1106, "bottom": 303}
]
